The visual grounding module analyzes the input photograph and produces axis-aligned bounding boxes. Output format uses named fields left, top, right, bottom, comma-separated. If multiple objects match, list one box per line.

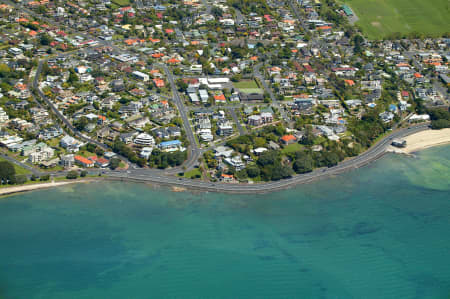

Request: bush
left=66, top=171, right=78, bottom=180
left=13, top=174, right=27, bottom=185
left=293, top=155, right=314, bottom=174
left=109, top=158, right=120, bottom=170
left=80, top=170, right=88, bottom=177
left=431, top=119, right=450, bottom=130
left=0, top=161, right=16, bottom=184
left=31, top=174, right=38, bottom=181
left=40, top=174, right=50, bottom=181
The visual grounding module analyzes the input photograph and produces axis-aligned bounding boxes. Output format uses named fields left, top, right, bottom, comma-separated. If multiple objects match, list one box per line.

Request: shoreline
left=1, top=126, right=447, bottom=197
left=0, top=179, right=98, bottom=198
left=387, top=128, right=450, bottom=154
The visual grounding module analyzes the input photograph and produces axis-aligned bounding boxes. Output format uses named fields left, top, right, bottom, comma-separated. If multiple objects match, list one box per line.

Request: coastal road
left=157, top=64, right=201, bottom=170
left=0, top=153, right=41, bottom=176
left=103, top=124, right=431, bottom=193
left=253, top=63, right=290, bottom=124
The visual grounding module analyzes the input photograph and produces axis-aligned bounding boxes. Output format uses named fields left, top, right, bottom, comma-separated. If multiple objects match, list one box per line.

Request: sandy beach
left=389, top=128, right=450, bottom=154
left=0, top=180, right=95, bottom=197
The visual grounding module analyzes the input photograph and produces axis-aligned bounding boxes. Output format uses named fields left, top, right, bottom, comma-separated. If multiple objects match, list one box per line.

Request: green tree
left=246, top=165, right=260, bottom=178
left=14, top=175, right=27, bottom=185
left=66, top=171, right=78, bottom=179
left=109, top=158, right=120, bottom=170
left=40, top=33, right=51, bottom=46
left=293, top=154, right=314, bottom=173
left=67, top=69, right=79, bottom=84
left=0, top=161, right=16, bottom=184
left=40, top=174, right=50, bottom=181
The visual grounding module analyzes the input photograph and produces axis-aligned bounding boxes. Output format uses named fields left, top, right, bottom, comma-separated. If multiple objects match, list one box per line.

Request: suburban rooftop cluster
left=0, top=0, right=448, bottom=183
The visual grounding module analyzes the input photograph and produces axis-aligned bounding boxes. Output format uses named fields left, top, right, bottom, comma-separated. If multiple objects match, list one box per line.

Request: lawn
left=281, top=143, right=304, bottom=155
left=0, top=157, right=32, bottom=175
left=182, top=168, right=202, bottom=179
left=233, top=80, right=263, bottom=94
left=342, top=0, right=450, bottom=39
left=111, top=0, right=130, bottom=6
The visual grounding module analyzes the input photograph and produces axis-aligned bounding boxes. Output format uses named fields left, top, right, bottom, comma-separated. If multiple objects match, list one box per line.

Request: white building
left=60, top=135, right=83, bottom=152
left=132, top=71, right=150, bottom=82
left=140, top=147, right=153, bottom=159
left=0, top=107, right=9, bottom=125
left=218, top=121, right=233, bottom=136
left=27, top=143, right=55, bottom=164
left=134, top=133, right=155, bottom=146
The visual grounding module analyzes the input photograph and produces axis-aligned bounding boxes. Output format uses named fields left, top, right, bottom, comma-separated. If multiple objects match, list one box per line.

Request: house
left=132, top=71, right=150, bottom=82
left=152, top=127, right=181, bottom=139
left=111, top=79, right=125, bottom=92
left=94, top=157, right=109, bottom=168
left=248, top=115, right=262, bottom=126
left=60, top=135, right=83, bottom=152
left=281, top=134, right=296, bottom=144
left=38, top=126, right=63, bottom=140
left=60, top=154, right=75, bottom=168
left=224, top=155, right=245, bottom=170
left=199, top=89, right=209, bottom=103
left=120, top=132, right=136, bottom=144
left=214, top=94, right=226, bottom=103
left=158, top=140, right=183, bottom=152
left=239, top=93, right=264, bottom=101
left=220, top=173, right=235, bottom=183
left=218, top=121, right=233, bottom=136
left=379, top=111, right=394, bottom=123
left=27, top=143, right=55, bottom=164
left=74, top=155, right=94, bottom=167
left=140, top=147, right=153, bottom=159
left=0, top=107, right=9, bottom=125
left=153, top=79, right=165, bottom=88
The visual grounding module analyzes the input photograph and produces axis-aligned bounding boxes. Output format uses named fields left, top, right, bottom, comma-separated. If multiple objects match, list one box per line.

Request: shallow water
left=0, top=146, right=449, bottom=298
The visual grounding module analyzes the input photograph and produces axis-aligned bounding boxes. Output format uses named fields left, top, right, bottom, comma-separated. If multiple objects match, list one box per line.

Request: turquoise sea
left=0, top=145, right=449, bottom=299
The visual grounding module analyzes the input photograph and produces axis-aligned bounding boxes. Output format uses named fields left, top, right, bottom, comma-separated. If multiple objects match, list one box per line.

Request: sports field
left=343, top=0, right=450, bottom=39
left=233, top=80, right=263, bottom=94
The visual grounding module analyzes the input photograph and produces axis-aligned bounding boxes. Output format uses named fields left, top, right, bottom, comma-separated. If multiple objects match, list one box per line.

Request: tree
left=66, top=171, right=78, bottom=179
left=86, top=143, right=96, bottom=153
left=40, top=174, right=50, bottom=181
left=137, top=158, right=147, bottom=168
left=13, top=175, right=27, bottom=185
left=40, top=33, right=51, bottom=46
left=74, top=117, right=88, bottom=131
left=300, top=126, right=315, bottom=145
left=95, top=147, right=105, bottom=157
left=67, top=69, right=79, bottom=84
left=431, top=119, right=450, bottom=130
left=293, top=154, right=314, bottom=173
left=109, top=158, right=120, bottom=170
left=353, top=35, right=364, bottom=54
left=0, top=161, right=16, bottom=184
left=246, top=165, right=260, bottom=178
left=323, top=152, right=340, bottom=167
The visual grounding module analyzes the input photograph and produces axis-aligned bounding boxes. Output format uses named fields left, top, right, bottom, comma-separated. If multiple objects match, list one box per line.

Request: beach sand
left=388, top=128, right=450, bottom=154
left=0, top=180, right=95, bottom=197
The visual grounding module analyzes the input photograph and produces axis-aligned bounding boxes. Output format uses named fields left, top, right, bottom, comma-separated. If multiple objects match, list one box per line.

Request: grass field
left=111, top=0, right=130, bottom=7
left=182, top=168, right=202, bottom=179
left=281, top=143, right=303, bottom=155
left=0, top=157, right=32, bottom=175
left=234, top=80, right=263, bottom=94
left=342, top=0, right=450, bottom=39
